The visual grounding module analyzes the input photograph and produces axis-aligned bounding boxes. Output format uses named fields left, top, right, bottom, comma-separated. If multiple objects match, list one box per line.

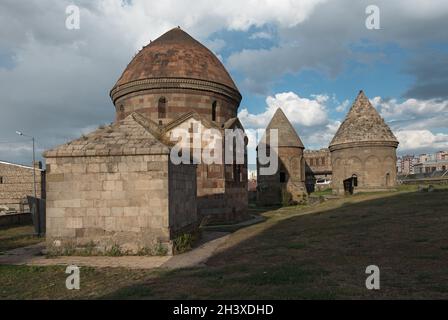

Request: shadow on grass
left=104, top=190, right=448, bottom=299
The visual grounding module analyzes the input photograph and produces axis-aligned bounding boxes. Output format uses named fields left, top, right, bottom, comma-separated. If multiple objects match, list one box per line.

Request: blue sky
left=0, top=0, right=447, bottom=166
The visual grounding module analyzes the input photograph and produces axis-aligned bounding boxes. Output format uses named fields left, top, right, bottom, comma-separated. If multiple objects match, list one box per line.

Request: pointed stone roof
left=329, top=91, right=398, bottom=148
left=259, top=108, right=304, bottom=148
left=44, top=113, right=170, bottom=158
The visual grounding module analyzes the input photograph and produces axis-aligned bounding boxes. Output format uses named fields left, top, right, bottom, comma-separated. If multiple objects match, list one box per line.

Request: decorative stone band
left=257, top=142, right=305, bottom=149
left=43, top=145, right=171, bottom=158
left=329, top=140, right=399, bottom=152
left=110, top=77, right=242, bottom=105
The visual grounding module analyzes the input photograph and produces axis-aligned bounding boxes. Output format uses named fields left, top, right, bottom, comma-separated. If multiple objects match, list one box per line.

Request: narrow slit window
left=212, top=101, right=217, bottom=121
left=158, top=97, right=166, bottom=119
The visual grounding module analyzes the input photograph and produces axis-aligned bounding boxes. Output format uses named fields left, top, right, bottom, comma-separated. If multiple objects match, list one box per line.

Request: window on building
left=212, top=101, right=217, bottom=121
left=0, top=176, right=3, bottom=184
left=158, top=97, right=166, bottom=119
left=321, top=157, right=325, bottom=165
left=280, top=172, right=286, bottom=183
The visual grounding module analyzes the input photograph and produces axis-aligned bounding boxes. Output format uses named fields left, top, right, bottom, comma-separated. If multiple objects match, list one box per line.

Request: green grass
left=1, top=189, right=448, bottom=299
left=0, top=225, right=42, bottom=253
left=396, top=183, right=448, bottom=192
left=312, top=188, right=333, bottom=196
left=0, top=265, right=158, bottom=299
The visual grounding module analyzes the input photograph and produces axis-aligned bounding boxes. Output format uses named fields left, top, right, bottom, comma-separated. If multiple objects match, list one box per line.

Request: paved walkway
left=0, top=231, right=230, bottom=270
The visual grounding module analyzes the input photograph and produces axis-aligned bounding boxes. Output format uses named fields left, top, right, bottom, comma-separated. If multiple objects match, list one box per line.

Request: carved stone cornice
left=329, top=140, right=399, bottom=152
left=110, top=77, right=242, bottom=105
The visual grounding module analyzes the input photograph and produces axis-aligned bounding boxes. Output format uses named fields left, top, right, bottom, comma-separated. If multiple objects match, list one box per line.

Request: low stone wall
left=0, top=162, right=45, bottom=212
left=401, top=178, right=448, bottom=185
left=0, top=212, right=32, bottom=227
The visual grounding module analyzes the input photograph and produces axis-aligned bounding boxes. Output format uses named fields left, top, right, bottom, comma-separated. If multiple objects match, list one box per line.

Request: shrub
left=173, top=233, right=194, bottom=254
left=105, top=243, right=124, bottom=257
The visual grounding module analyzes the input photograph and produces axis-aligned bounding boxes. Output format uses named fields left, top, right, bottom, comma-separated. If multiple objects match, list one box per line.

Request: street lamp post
left=16, top=131, right=39, bottom=235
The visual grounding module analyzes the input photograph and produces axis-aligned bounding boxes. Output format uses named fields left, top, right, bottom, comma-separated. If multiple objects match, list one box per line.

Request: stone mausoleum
left=44, top=27, right=248, bottom=254
left=329, top=91, right=399, bottom=195
left=257, top=108, right=307, bottom=205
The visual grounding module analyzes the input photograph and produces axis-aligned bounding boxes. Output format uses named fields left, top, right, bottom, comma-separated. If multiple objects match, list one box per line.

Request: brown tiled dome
left=110, top=27, right=240, bottom=103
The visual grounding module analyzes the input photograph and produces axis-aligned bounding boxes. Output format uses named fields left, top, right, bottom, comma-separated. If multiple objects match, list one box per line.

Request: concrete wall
left=331, top=145, right=397, bottom=195
left=0, top=162, right=44, bottom=212
left=45, top=154, right=196, bottom=253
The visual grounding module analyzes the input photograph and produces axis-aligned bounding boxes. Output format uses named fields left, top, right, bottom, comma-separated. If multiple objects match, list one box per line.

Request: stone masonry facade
left=329, top=91, right=398, bottom=194
left=44, top=113, right=198, bottom=254
left=0, top=161, right=45, bottom=212
left=45, top=153, right=197, bottom=253
left=44, top=28, right=249, bottom=255
left=304, top=149, right=332, bottom=192
left=257, top=109, right=306, bottom=206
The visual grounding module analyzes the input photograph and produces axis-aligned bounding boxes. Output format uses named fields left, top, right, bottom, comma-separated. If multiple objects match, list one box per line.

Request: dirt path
left=0, top=231, right=230, bottom=270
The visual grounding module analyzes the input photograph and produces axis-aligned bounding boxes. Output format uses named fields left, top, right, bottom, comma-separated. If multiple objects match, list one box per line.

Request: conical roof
left=329, top=91, right=398, bottom=148
left=259, top=108, right=304, bottom=148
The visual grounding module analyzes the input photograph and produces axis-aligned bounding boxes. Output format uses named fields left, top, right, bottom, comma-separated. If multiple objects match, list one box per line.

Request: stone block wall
left=0, top=162, right=44, bottom=212
left=257, top=147, right=306, bottom=206
left=163, top=117, right=249, bottom=224
left=168, top=162, right=198, bottom=236
left=304, top=149, right=332, bottom=175
left=304, top=149, right=332, bottom=192
left=331, top=145, right=397, bottom=195
left=115, top=90, right=237, bottom=126
left=45, top=154, right=182, bottom=253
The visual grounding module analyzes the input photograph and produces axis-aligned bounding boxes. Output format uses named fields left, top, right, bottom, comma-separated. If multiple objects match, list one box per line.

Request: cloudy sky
left=1, top=0, right=447, bottom=166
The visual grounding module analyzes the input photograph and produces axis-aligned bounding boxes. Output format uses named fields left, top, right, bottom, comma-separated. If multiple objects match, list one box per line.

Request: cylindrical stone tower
left=329, top=90, right=399, bottom=195
left=110, top=27, right=242, bottom=126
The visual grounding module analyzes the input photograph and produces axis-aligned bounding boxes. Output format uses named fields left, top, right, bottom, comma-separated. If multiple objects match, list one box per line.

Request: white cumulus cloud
left=373, top=97, right=448, bottom=120
left=395, top=130, right=448, bottom=151
left=238, top=91, right=328, bottom=129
